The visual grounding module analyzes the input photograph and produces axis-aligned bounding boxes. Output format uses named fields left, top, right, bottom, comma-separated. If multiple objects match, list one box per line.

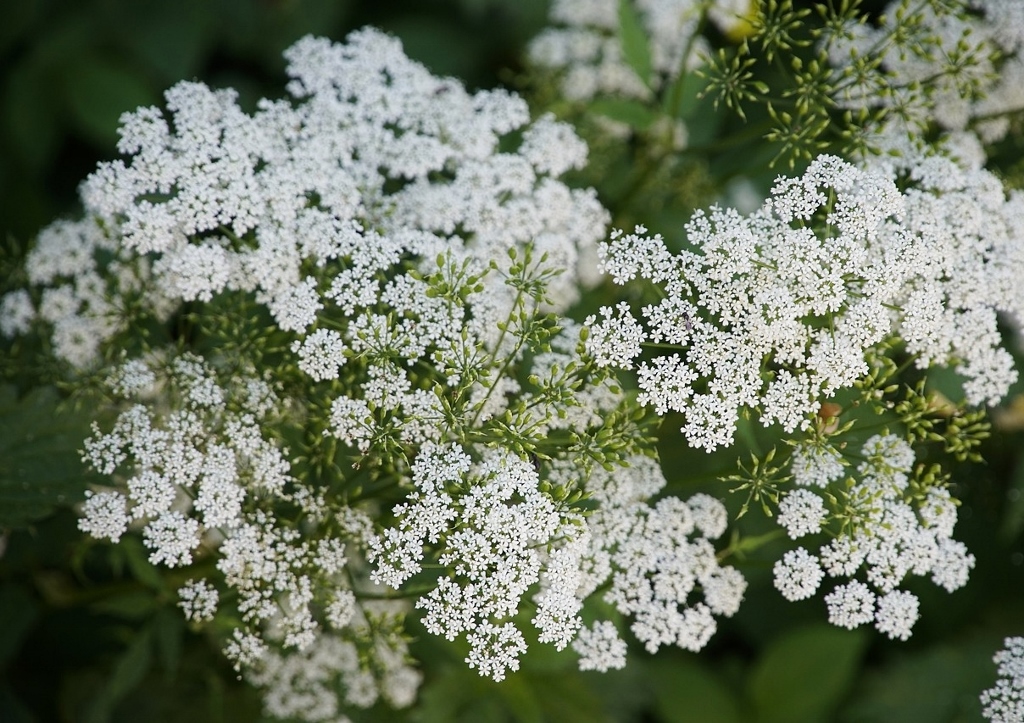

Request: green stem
left=718, top=528, right=787, bottom=561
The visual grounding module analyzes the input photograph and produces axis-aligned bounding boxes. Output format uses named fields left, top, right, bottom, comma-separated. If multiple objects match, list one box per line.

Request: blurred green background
left=2, top=1, right=1024, bottom=722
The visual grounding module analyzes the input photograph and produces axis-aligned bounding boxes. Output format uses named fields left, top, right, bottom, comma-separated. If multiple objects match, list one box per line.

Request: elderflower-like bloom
left=77, top=344, right=427, bottom=722
left=790, top=441, right=845, bottom=488
left=178, top=579, right=219, bottom=623
left=3, top=26, right=760, bottom=721
left=589, top=153, right=1024, bottom=451
left=80, top=354, right=356, bottom=642
left=772, top=433, right=971, bottom=640
left=570, top=459, right=746, bottom=658
left=824, top=581, right=876, bottom=630
left=8, top=5, right=1019, bottom=718
left=573, top=620, right=628, bottom=672
left=776, top=489, right=827, bottom=539
left=370, top=417, right=747, bottom=680
left=773, top=548, right=824, bottom=602
left=247, top=602, right=422, bottom=719
left=4, top=28, right=607, bottom=371
left=981, top=636, right=1024, bottom=723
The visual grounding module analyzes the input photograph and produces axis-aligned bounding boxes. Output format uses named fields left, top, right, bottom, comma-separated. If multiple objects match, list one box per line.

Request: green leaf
left=925, top=365, right=967, bottom=406
left=108, top=626, right=153, bottom=702
left=387, top=16, right=487, bottom=82
left=3, top=61, right=60, bottom=171
left=120, top=535, right=165, bottom=591
left=0, top=0, right=42, bottom=54
left=590, top=98, right=658, bottom=130
left=152, top=607, right=184, bottom=676
left=839, top=636, right=997, bottom=723
left=748, top=623, right=867, bottom=723
left=618, top=0, right=653, bottom=88
left=90, top=592, right=160, bottom=621
left=60, top=53, right=158, bottom=148
left=531, top=671, right=614, bottom=723
left=495, top=674, right=543, bottom=723
left=0, top=385, right=97, bottom=528
left=115, top=0, right=213, bottom=84
left=3, top=15, right=93, bottom=169
left=648, top=655, right=741, bottom=723
left=416, top=665, right=609, bottom=723
left=84, top=626, right=153, bottom=723
left=662, top=70, right=710, bottom=120
left=0, top=583, right=39, bottom=666
left=416, top=668, right=506, bottom=723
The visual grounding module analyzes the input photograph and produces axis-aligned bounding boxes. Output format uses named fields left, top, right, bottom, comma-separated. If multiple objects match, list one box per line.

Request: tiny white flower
left=773, top=547, right=825, bottom=601
left=824, top=581, right=876, bottom=630
left=78, top=490, right=130, bottom=543
left=777, top=489, right=827, bottom=539
left=178, top=579, right=220, bottom=623
left=874, top=590, right=919, bottom=641
left=573, top=620, right=628, bottom=672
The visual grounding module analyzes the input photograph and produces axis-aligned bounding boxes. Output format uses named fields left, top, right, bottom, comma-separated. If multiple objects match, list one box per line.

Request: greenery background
left=2, top=1, right=1024, bottom=721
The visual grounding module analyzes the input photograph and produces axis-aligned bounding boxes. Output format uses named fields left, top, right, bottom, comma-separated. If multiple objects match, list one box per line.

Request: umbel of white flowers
left=585, top=150, right=1024, bottom=644
left=2, top=28, right=748, bottom=722
left=982, top=636, right=1024, bottom=722
left=4, top=12, right=1024, bottom=723
left=586, top=153, right=1023, bottom=451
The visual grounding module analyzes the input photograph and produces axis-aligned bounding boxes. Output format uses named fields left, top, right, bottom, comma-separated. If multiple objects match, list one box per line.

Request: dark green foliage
left=0, top=385, right=96, bottom=528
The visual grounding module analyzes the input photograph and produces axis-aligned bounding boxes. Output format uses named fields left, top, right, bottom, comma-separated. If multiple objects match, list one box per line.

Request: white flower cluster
left=773, top=434, right=973, bottom=641
left=81, top=355, right=291, bottom=545
left=580, top=458, right=746, bottom=660
left=247, top=603, right=422, bottom=721
left=528, top=0, right=749, bottom=102
left=14, top=29, right=655, bottom=719
left=370, top=443, right=745, bottom=679
left=825, top=0, right=1024, bottom=151
left=981, top=636, right=1024, bottom=723
left=588, top=153, right=1023, bottom=451
left=9, top=7, right=1017, bottom=717
left=370, top=443, right=577, bottom=681
left=0, top=217, right=169, bottom=367
left=78, top=353, right=413, bottom=721
left=2, top=27, right=606, bottom=369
